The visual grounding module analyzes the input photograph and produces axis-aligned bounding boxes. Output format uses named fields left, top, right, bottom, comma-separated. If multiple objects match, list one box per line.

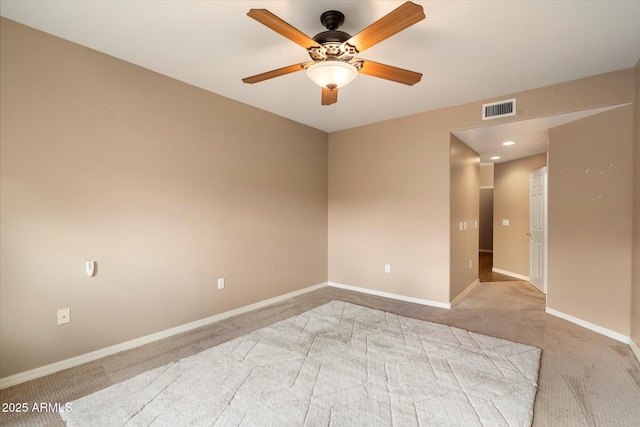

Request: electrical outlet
left=217, top=278, right=225, bottom=290
left=469, top=260, right=473, bottom=268
left=57, top=308, right=70, bottom=325
left=385, top=264, right=391, bottom=273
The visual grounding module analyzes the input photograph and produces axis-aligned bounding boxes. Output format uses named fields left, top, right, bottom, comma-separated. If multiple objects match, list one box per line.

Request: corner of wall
left=449, top=134, right=480, bottom=301
left=630, top=58, right=640, bottom=348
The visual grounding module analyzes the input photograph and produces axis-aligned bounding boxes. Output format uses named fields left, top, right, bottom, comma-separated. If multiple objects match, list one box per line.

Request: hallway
left=479, top=252, right=524, bottom=282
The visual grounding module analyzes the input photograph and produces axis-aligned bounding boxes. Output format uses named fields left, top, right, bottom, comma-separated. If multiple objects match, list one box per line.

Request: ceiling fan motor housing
left=309, top=10, right=358, bottom=63
left=313, top=30, right=351, bottom=45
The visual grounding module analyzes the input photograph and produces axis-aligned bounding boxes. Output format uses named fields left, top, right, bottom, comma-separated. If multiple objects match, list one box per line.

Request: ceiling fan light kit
left=306, top=61, right=359, bottom=90
left=243, top=2, right=425, bottom=105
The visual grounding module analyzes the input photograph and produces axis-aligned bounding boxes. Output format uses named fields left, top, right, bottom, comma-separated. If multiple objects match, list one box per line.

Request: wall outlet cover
left=57, top=308, right=70, bottom=325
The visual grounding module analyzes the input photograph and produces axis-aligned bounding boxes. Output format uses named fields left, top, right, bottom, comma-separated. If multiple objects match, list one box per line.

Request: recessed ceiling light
left=491, top=156, right=501, bottom=160
left=503, top=141, right=515, bottom=146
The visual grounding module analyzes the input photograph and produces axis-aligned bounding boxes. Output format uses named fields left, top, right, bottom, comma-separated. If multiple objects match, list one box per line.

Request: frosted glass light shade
left=306, top=61, right=358, bottom=89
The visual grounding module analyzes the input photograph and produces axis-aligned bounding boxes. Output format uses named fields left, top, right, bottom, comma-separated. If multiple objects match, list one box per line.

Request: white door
left=529, top=167, right=547, bottom=294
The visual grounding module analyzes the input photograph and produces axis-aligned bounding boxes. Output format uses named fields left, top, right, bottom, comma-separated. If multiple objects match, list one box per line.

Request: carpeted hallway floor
left=1, top=282, right=639, bottom=426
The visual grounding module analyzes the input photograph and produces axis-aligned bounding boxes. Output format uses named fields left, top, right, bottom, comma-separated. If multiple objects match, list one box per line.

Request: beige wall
left=479, top=164, right=494, bottom=252
left=3, top=17, right=638, bottom=381
left=480, top=164, right=494, bottom=188
left=450, top=135, right=479, bottom=300
left=548, top=105, right=634, bottom=335
left=328, top=115, right=453, bottom=302
left=0, top=19, right=328, bottom=378
left=631, top=60, right=640, bottom=347
left=479, top=189, right=494, bottom=251
left=493, top=154, right=548, bottom=278
left=329, top=67, right=634, bottom=308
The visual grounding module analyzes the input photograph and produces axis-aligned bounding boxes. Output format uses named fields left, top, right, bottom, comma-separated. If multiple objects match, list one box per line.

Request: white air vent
left=482, top=98, right=516, bottom=120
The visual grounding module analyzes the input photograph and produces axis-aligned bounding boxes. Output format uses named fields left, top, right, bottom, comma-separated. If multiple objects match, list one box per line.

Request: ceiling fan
left=242, top=1, right=425, bottom=105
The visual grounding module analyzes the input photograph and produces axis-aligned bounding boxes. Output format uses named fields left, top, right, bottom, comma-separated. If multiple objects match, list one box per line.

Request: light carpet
left=60, top=301, right=541, bottom=426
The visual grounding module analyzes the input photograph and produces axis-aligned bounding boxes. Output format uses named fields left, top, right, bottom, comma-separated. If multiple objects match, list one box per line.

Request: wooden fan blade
left=247, top=9, right=319, bottom=49
left=359, top=60, right=422, bottom=85
left=347, top=2, right=425, bottom=53
left=242, top=62, right=314, bottom=84
left=321, top=87, right=338, bottom=105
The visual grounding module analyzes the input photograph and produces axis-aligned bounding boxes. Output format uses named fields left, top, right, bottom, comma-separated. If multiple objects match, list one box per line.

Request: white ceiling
left=2, top=1, right=639, bottom=161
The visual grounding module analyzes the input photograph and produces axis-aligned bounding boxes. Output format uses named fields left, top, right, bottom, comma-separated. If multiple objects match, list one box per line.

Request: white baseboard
left=328, top=282, right=451, bottom=310
left=630, top=339, right=640, bottom=363
left=451, top=279, right=480, bottom=307
left=0, top=282, right=328, bottom=390
left=492, top=267, right=529, bottom=281
left=545, top=307, right=631, bottom=344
